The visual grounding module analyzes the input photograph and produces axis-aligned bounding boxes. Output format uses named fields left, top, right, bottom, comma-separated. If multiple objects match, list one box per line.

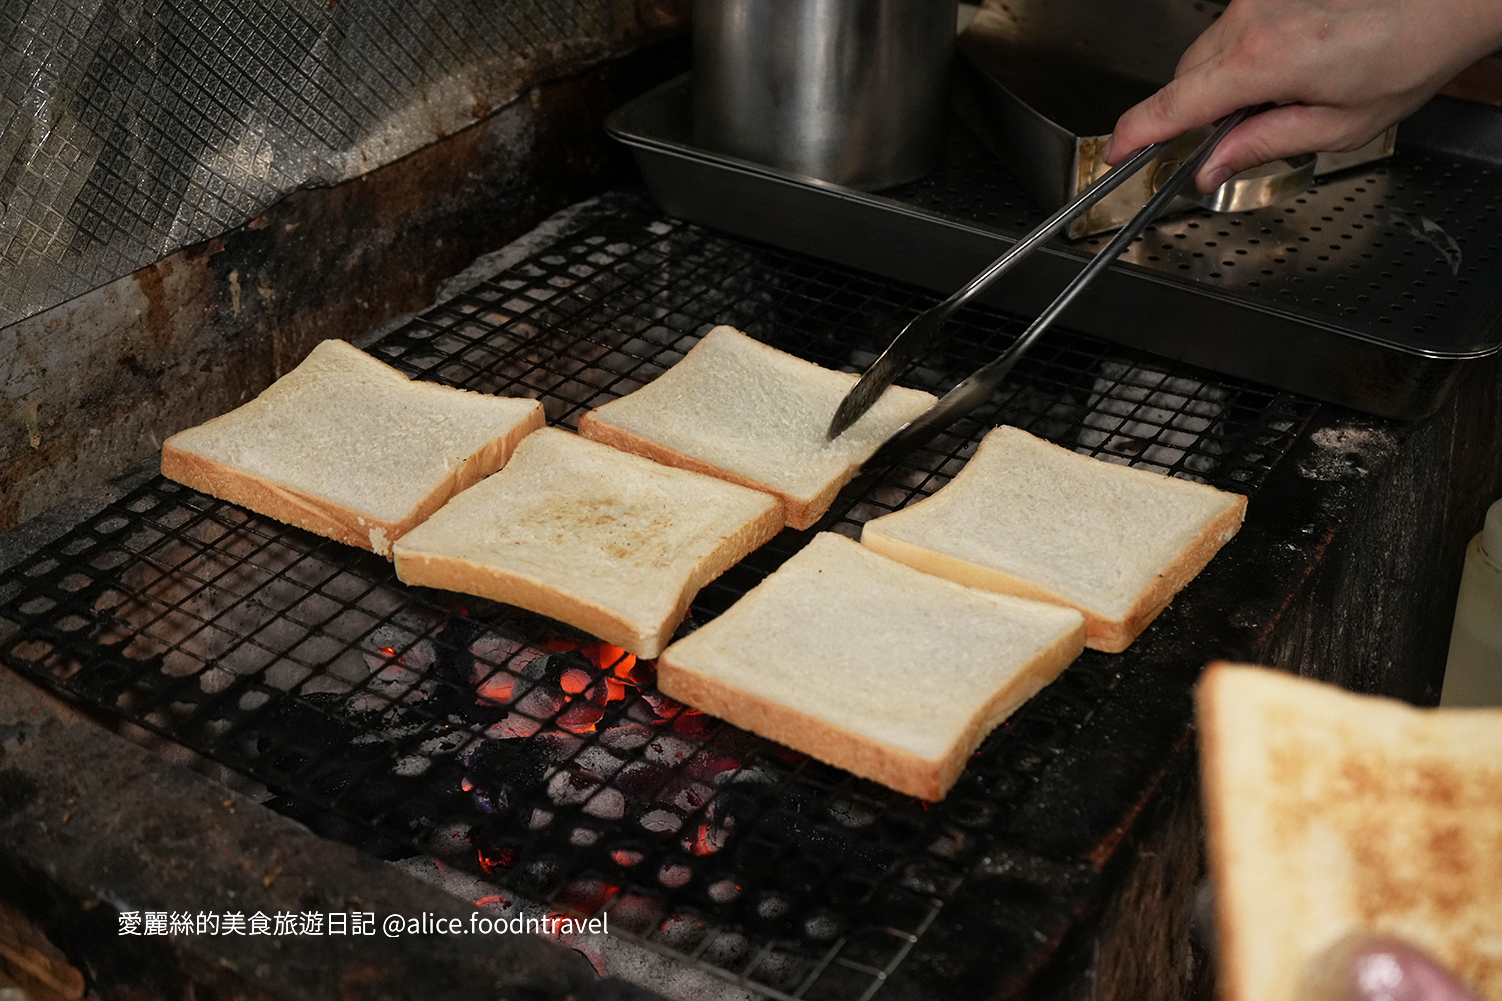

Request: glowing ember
left=672, top=708, right=714, bottom=741
left=560, top=667, right=592, bottom=695
left=686, top=822, right=725, bottom=856
left=610, top=848, right=644, bottom=867
left=476, top=672, right=515, bottom=705
left=477, top=846, right=515, bottom=874
left=582, top=641, right=635, bottom=674
left=557, top=701, right=605, bottom=734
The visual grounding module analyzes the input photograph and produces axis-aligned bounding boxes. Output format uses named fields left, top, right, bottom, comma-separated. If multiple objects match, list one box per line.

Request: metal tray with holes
left=609, top=77, right=1502, bottom=419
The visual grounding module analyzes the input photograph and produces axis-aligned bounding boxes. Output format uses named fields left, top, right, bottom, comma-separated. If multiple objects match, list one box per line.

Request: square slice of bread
left=577, top=325, right=936, bottom=530
left=391, top=428, right=783, bottom=658
left=1197, top=662, right=1502, bottom=1001
left=657, top=532, right=1085, bottom=800
left=860, top=425, right=1247, bottom=652
left=161, top=339, right=544, bottom=556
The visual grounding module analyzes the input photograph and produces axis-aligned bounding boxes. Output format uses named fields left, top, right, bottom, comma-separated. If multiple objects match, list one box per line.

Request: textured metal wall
left=0, top=0, right=661, bottom=327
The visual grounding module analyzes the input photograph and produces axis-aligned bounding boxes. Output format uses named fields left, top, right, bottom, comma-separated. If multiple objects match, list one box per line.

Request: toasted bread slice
left=577, top=325, right=935, bottom=530
left=1198, top=663, right=1502, bottom=1001
left=391, top=428, right=783, bottom=658
left=860, top=425, right=1246, bottom=651
left=658, top=533, right=1085, bottom=800
left=161, top=339, right=544, bottom=556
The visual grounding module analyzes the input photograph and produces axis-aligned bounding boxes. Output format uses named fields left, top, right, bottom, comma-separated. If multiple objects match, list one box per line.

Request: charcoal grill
left=0, top=191, right=1471, bottom=1001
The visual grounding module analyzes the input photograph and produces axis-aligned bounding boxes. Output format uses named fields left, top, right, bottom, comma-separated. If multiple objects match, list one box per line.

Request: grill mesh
left=0, top=196, right=1319, bottom=1000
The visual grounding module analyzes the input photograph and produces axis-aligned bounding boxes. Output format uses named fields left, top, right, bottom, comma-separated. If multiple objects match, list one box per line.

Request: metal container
left=608, top=80, right=1502, bottom=420
left=692, top=0, right=958, bottom=190
left=956, top=0, right=1395, bottom=237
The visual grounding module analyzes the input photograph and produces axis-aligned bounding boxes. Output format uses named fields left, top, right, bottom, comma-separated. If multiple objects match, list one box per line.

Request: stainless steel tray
left=608, top=75, right=1502, bottom=419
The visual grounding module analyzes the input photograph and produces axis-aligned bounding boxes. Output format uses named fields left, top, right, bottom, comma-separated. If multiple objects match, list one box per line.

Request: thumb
left=1302, top=935, right=1479, bottom=1001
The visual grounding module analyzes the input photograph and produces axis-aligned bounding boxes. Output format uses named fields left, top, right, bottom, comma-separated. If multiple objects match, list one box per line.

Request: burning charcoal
left=745, top=889, right=799, bottom=938
left=484, top=714, right=542, bottom=740
left=827, top=796, right=881, bottom=830
left=703, top=876, right=741, bottom=906
left=700, top=930, right=753, bottom=970
left=656, top=774, right=712, bottom=816
left=568, top=824, right=603, bottom=847
left=606, top=842, right=650, bottom=869
left=460, top=775, right=509, bottom=814
left=605, top=891, right=667, bottom=936
left=637, top=807, right=685, bottom=836
left=546, top=766, right=603, bottom=806
left=656, top=861, right=692, bottom=888
left=683, top=747, right=740, bottom=784
left=614, top=760, right=675, bottom=800
left=470, top=824, right=523, bottom=874
left=470, top=633, right=551, bottom=692
left=801, top=908, right=846, bottom=943
left=582, top=786, right=627, bottom=820
left=651, top=910, right=711, bottom=952
left=509, top=683, right=567, bottom=724
left=681, top=818, right=729, bottom=857
left=637, top=689, right=685, bottom=720
left=643, top=732, right=695, bottom=768
left=573, top=743, right=625, bottom=781
left=554, top=876, right=621, bottom=915
left=390, top=754, right=431, bottom=777
left=556, top=698, right=604, bottom=734
left=596, top=720, right=654, bottom=752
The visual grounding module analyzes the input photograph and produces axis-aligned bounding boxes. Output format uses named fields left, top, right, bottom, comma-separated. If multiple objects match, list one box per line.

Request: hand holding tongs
left=827, top=106, right=1265, bottom=468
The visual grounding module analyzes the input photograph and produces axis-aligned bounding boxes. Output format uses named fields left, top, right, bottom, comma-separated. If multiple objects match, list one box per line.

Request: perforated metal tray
left=609, top=77, right=1502, bottom=419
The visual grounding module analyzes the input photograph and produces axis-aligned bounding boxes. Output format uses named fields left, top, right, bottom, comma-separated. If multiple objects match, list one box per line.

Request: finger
left=1193, top=103, right=1387, bottom=191
left=1302, top=934, right=1480, bottom=1001
left=1104, top=64, right=1262, bottom=163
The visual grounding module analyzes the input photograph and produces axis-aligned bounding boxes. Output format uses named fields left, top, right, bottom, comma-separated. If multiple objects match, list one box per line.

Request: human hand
left=1303, top=934, right=1480, bottom=1001
left=1102, top=0, right=1502, bottom=192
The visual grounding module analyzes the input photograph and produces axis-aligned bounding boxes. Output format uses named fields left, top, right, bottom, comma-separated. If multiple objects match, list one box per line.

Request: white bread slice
left=161, top=339, right=544, bottom=556
left=657, top=533, right=1085, bottom=800
left=577, top=325, right=936, bottom=530
left=860, top=425, right=1247, bottom=652
left=1197, top=663, right=1502, bottom=1001
left=391, top=428, right=783, bottom=658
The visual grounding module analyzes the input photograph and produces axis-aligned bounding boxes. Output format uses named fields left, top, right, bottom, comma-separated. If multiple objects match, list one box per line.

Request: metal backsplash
left=0, top=0, right=665, bottom=328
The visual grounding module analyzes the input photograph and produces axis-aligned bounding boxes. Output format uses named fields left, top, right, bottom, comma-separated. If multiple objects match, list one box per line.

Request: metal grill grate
left=0, top=195, right=1319, bottom=1000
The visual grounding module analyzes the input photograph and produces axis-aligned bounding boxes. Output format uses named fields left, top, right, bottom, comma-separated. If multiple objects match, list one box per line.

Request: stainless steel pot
left=692, top=0, right=958, bottom=191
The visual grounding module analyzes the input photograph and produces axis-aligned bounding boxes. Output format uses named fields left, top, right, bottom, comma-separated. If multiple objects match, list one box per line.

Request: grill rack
left=0, top=195, right=1319, bottom=1001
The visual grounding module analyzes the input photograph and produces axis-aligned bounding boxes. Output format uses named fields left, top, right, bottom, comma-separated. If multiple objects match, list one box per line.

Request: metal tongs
left=828, top=106, right=1263, bottom=467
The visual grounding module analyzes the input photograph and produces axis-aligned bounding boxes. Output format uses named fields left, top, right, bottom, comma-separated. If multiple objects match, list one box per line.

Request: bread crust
left=578, top=412, right=831, bottom=530
left=658, top=612, right=1084, bottom=801
left=393, top=492, right=783, bottom=659
left=162, top=406, right=542, bottom=557
left=1196, top=663, right=1248, bottom=1001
